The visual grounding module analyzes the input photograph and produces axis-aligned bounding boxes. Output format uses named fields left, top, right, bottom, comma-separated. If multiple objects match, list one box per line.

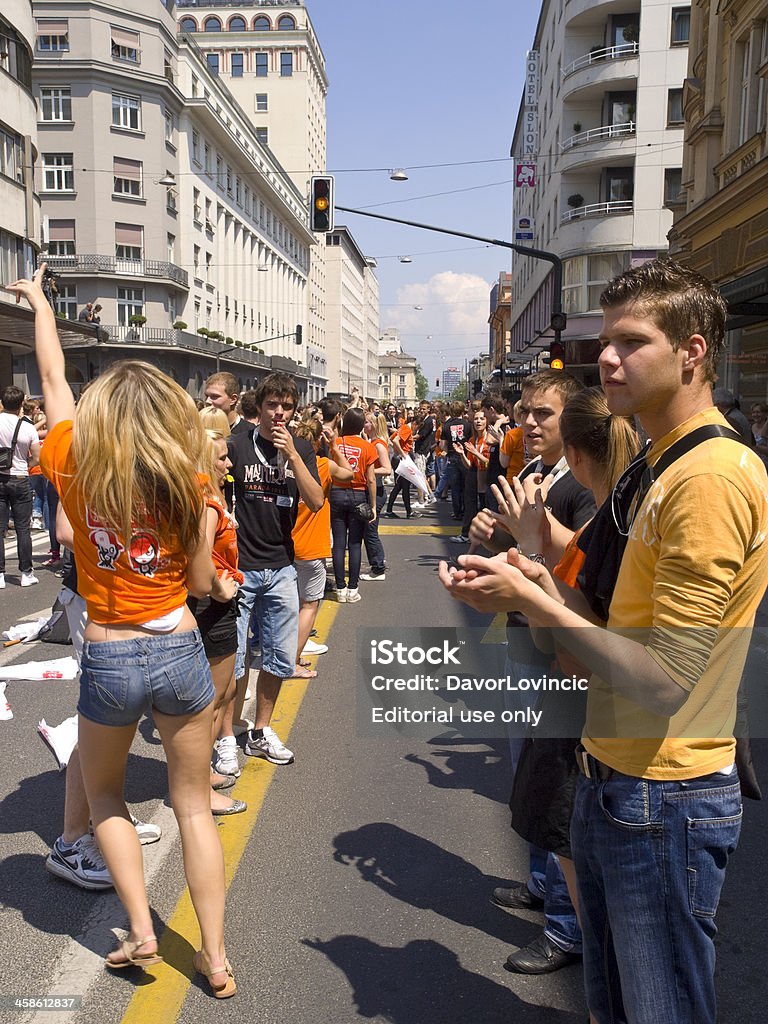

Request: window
left=667, top=88, right=684, bottom=125
left=164, top=50, right=174, bottom=84
left=204, top=17, right=222, bottom=32
left=226, top=165, right=232, bottom=194
left=0, top=129, right=23, bottom=183
left=193, top=244, right=201, bottom=276
left=255, top=53, right=268, bottom=76
left=397, top=387, right=406, bottom=398
left=244, top=186, right=251, bottom=215
left=167, top=233, right=175, bottom=262
left=179, top=18, right=197, bottom=34
left=671, top=7, right=690, bottom=46
left=47, top=220, right=75, bottom=257
left=256, top=127, right=269, bottom=145
left=117, top=286, right=144, bottom=326
left=664, top=168, right=683, bottom=205
left=115, top=223, right=143, bottom=262
left=205, top=252, right=212, bottom=279
left=606, top=166, right=634, bottom=202
left=229, top=17, right=246, bottom=32
left=37, top=20, right=69, bottom=51
left=113, top=157, right=142, bottom=197
left=112, top=94, right=141, bottom=131
left=207, top=53, right=219, bottom=76
left=277, top=15, right=296, bottom=30
left=235, top=176, right=242, bottom=205
left=42, top=153, right=74, bottom=192
left=111, top=27, right=139, bottom=63
left=40, top=87, right=71, bottom=121
left=164, top=108, right=175, bottom=143
left=255, top=93, right=268, bottom=112
left=192, top=131, right=200, bottom=165
left=55, top=284, right=77, bottom=320
left=253, top=16, right=271, bottom=31
left=398, top=374, right=406, bottom=384
left=280, top=52, right=293, bottom=76
left=204, top=143, right=211, bottom=176
left=562, top=253, right=628, bottom=313
left=737, top=36, right=755, bottom=146
left=216, top=155, right=223, bottom=188
left=231, top=53, right=243, bottom=77
left=166, top=179, right=177, bottom=213
left=758, top=22, right=768, bottom=132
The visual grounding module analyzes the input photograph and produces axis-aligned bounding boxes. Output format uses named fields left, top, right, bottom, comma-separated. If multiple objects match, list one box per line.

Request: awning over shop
left=0, top=300, right=100, bottom=354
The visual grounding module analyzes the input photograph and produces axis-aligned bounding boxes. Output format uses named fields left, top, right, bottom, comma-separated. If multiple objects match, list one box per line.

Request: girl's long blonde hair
left=198, top=408, right=231, bottom=501
left=559, top=387, right=640, bottom=494
left=72, top=361, right=206, bottom=551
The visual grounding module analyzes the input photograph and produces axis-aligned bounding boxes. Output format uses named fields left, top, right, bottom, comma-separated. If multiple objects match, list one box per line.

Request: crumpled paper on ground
left=0, top=682, right=11, bottom=720
left=2, top=619, right=49, bottom=644
left=37, top=715, right=78, bottom=768
left=0, top=656, right=79, bottom=680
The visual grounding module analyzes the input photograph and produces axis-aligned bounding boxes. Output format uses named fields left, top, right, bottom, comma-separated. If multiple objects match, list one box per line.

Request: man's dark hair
left=449, top=401, right=466, bottom=418
left=341, top=407, right=366, bottom=435
left=318, top=397, right=343, bottom=422
left=521, top=370, right=584, bottom=404
left=239, top=389, right=259, bottom=419
left=600, top=258, right=727, bottom=385
left=481, top=396, right=504, bottom=414
left=1, top=386, right=25, bottom=413
left=253, top=372, right=298, bottom=411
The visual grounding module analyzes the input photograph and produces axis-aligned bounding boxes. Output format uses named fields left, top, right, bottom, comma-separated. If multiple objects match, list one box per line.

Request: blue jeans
left=330, top=488, right=368, bottom=588
left=0, top=475, right=33, bottom=573
left=446, top=460, right=465, bottom=517
left=235, top=564, right=299, bottom=680
left=363, top=484, right=386, bottom=573
left=79, top=629, right=213, bottom=726
left=571, top=763, right=742, bottom=1024
left=528, top=847, right=582, bottom=953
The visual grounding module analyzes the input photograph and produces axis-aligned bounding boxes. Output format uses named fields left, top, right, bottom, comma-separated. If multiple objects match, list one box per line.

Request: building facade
left=441, top=366, right=462, bottom=398
left=176, top=0, right=329, bottom=396
left=508, top=0, right=689, bottom=381
left=671, top=0, right=768, bottom=405
left=324, top=226, right=380, bottom=402
left=379, top=350, right=418, bottom=407
left=19, top=0, right=321, bottom=398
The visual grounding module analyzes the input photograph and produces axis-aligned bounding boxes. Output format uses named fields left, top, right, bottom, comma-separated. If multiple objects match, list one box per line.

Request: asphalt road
left=0, top=512, right=767, bottom=1024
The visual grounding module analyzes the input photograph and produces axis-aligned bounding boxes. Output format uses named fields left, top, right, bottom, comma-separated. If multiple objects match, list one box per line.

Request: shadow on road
left=302, top=934, right=581, bottom=1023
left=404, top=737, right=509, bottom=805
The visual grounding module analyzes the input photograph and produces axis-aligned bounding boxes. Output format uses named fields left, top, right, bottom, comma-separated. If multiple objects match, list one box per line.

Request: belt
left=575, top=744, right=613, bottom=781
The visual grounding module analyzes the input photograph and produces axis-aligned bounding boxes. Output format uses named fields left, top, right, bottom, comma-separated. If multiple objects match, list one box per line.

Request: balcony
left=559, top=122, right=636, bottom=174
left=561, top=200, right=633, bottom=223
left=562, top=42, right=638, bottom=79
left=85, top=325, right=271, bottom=367
left=44, top=254, right=189, bottom=289
left=562, top=121, right=635, bottom=151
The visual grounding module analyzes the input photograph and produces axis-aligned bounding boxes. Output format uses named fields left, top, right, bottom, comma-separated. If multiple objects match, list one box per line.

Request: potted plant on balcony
left=622, top=23, right=639, bottom=44
left=172, top=320, right=188, bottom=331
left=198, top=327, right=210, bottom=337
left=567, top=193, right=585, bottom=209
left=572, top=122, right=582, bottom=134
left=127, top=313, right=146, bottom=341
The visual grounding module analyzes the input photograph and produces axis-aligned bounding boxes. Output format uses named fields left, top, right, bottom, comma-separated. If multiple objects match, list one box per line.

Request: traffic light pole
left=335, top=205, right=566, bottom=345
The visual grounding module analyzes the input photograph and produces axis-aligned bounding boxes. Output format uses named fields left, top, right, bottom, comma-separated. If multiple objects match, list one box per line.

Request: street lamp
left=157, top=173, right=177, bottom=187
left=389, top=168, right=408, bottom=181
left=399, top=256, right=412, bottom=264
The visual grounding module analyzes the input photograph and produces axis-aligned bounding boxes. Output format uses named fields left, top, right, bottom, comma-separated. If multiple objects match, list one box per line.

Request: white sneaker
left=0, top=574, right=5, bottom=589
left=411, top=501, right=425, bottom=510
left=46, top=834, right=113, bottom=891
left=21, top=572, right=39, bottom=587
left=360, top=572, right=386, bottom=582
left=450, top=535, right=469, bottom=544
left=336, top=588, right=348, bottom=603
left=245, top=725, right=294, bottom=765
left=213, top=735, right=241, bottom=777
left=346, top=588, right=361, bottom=603
left=31, top=516, right=44, bottom=531
left=302, top=639, right=329, bottom=656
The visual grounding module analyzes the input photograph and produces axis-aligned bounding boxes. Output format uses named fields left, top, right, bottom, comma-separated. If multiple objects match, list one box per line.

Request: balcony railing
left=94, top=325, right=271, bottom=365
left=562, top=42, right=638, bottom=79
left=561, top=200, right=633, bottom=223
left=44, top=254, right=189, bottom=289
left=561, top=121, right=635, bottom=151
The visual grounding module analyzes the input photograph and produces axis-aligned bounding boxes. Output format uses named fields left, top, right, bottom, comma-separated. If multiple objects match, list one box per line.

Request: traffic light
left=544, top=341, right=565, bottom=371
left=295, top=324, right=302, bottom=345
left=309, top=175, right=334, bottom=233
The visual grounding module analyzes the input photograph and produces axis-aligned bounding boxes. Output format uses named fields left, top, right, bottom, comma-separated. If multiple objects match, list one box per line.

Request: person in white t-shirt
left=0, top=385, right=41, bottom=587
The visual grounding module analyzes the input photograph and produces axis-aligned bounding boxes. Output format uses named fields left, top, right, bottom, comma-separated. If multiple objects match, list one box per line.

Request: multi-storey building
left=176, top=0, right=329, bottom=397
left=508, top=0, right=689, bottom=381
left=323, top=226, right=379, bottom=402
left=20, top=0, right=320, bottom=398
left=379, top=350, right=418, bottom=407
left=0, top=2, right=96, bottom=379
left=488, top=272, right=512, bottom=371
left=670, top=0, right=768, bottom=405
left=441, top=367, right=462, bottom=399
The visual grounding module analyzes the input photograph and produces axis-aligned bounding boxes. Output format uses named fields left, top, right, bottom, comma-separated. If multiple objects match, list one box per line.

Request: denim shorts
left=78, top=629, right=214, bottom=726
left=235, top=564, right=299, bottom=680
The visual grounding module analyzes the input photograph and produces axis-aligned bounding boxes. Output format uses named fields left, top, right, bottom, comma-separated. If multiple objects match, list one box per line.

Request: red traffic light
left=310, top=175, right=334, bottom=233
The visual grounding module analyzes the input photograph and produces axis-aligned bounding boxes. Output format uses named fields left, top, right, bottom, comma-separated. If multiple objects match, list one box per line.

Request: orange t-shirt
left=207, top=496, right=244, bottom=585
left=552, top=526, right=591, bottom=678
left=41, top=420, right=195, bottom=625
left=334, top=435, right=377, bottom=490
left=501, top=426, right=525, bottom=481
left=292, top=457, right=331, bottom=560
left=391, top=422, right=413, bottom=455
left=468, top=435, right=490, bottom=470
left=371, top=436, right=389, bottom=467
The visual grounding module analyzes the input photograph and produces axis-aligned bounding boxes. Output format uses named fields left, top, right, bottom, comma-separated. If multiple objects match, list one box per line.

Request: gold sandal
left=193, top=950, right=237, bottom=998
left=105, top=935, right=163, bottom=969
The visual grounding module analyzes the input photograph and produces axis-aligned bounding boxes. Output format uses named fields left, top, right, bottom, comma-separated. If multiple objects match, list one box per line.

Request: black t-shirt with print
left=486, top=422, right=510, bottom=488
left=443, top=417, right=473, bottom=463
left=228, top=430, right=320, bottom=571
left=415, top=415, right=437, bottom=456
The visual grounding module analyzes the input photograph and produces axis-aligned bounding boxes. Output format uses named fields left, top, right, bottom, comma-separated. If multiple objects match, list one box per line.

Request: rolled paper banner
left=0, top=682, right=12, bottom=721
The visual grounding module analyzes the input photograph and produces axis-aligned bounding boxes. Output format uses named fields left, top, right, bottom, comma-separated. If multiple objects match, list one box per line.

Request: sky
left=307, top=0, right=542, bottom=390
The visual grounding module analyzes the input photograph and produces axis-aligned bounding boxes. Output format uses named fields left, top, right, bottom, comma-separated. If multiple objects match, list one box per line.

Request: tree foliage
left=415, top=363, right=430, bottom=401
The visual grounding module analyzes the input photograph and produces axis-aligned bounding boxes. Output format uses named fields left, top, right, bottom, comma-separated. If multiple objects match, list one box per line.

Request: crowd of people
left=3, top=257, right=768, bottom=1020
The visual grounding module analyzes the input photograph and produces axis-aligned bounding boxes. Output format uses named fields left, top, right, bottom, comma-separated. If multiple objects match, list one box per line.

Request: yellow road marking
left=379, top=525, right=460, bottom=535
left=119, top=600, right=339, bottom=1023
